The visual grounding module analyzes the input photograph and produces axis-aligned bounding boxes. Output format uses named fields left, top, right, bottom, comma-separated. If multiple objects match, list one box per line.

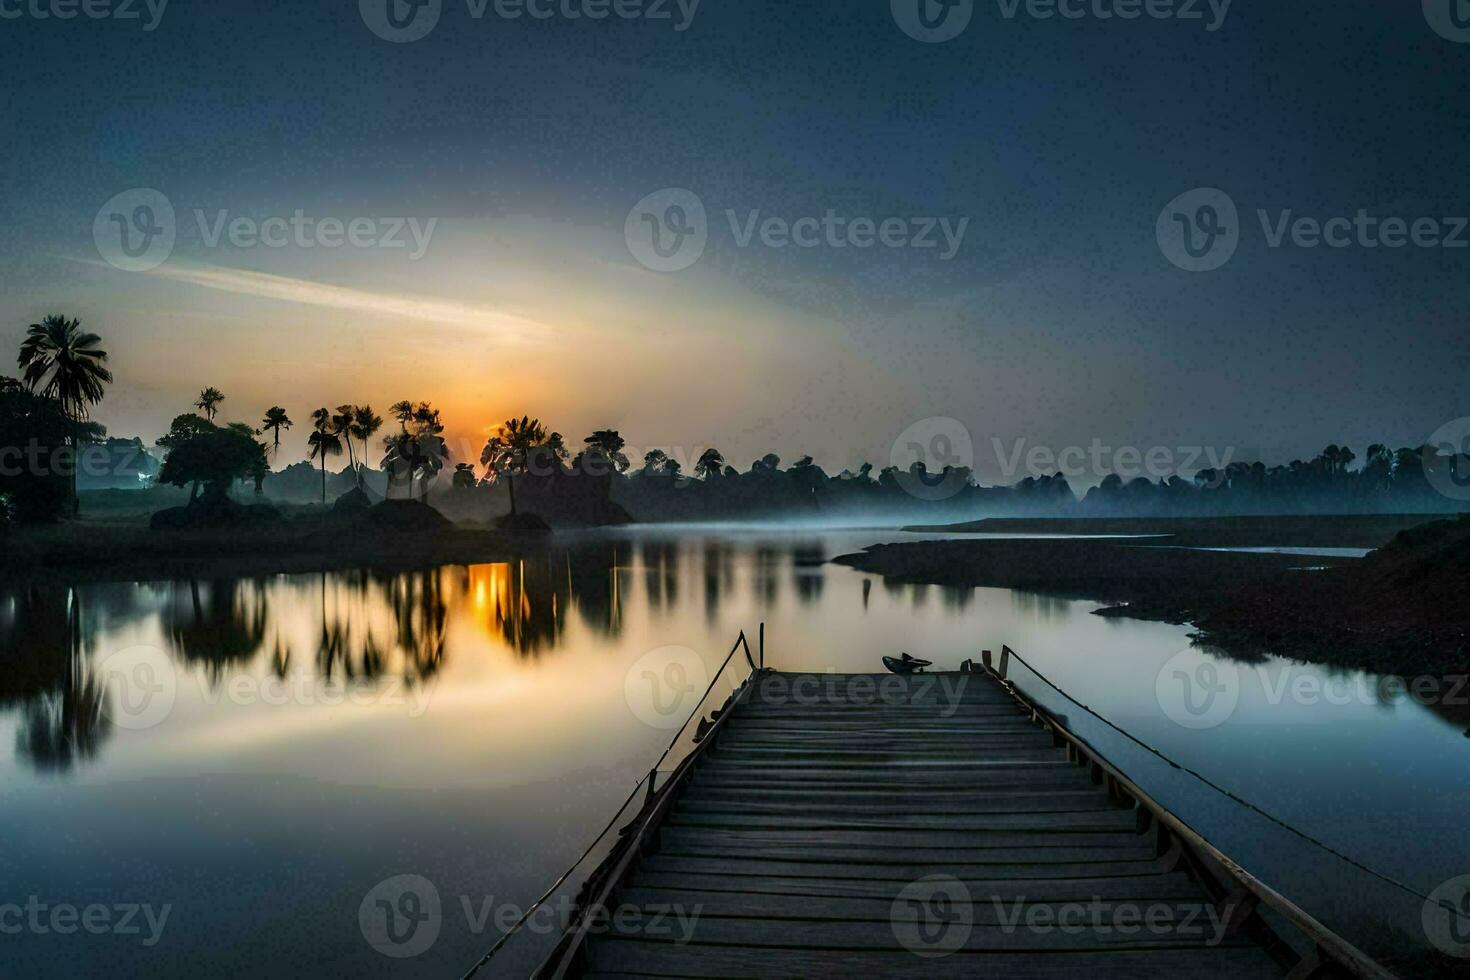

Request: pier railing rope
left=458, top=624, right=763, bottom=979
left=991, top=644, right=1470, bottom=926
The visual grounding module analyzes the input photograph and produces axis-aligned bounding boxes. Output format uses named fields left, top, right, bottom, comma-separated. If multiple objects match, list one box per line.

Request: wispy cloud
left=78, top=259, right=551, bottom=342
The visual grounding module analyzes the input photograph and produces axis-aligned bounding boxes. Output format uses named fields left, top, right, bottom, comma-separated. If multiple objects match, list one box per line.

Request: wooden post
left=981, top=649, right=992, bottom=670
left=758, top=622, right=765, bottom=669
left=998, top=646, right=1010, bottom=679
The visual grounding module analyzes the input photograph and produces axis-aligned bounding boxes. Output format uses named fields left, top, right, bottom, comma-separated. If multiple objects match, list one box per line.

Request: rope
left=458, top=772, right=648, bottom=979
left=459, top=629, right=757, bottom=977
left=996, top=647, right=1470, bottom=924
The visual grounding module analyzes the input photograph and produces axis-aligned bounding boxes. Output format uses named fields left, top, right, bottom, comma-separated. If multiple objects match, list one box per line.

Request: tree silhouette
left=695, top=448, right=725, bottom=479
left=481, top=415, right=552, bottom=516
left=195, top=386, right=224, bottom=422
left=261, top=406, right=292, bottom=456
left=307, top=407, right=343, bottom=504
left=381, top=402, right=448, bottom=500
left=582, top=430, right=630, bottom=475
left=352, top=405, right=384, bottom=488
left=332, top=405, right=358, bottom=483
left=17, top=315, right=113, bottom=516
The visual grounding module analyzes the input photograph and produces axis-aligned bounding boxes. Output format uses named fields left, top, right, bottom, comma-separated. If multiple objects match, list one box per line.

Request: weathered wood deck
left=541, top=665, right=1394, bottom=979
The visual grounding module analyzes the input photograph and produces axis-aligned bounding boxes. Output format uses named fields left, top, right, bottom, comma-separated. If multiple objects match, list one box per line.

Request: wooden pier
left=539, top=658, right=1395, bottom=979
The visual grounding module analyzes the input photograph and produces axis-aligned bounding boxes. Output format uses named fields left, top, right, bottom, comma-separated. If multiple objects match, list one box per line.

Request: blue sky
left=2, top=0, right=1467, bottom=480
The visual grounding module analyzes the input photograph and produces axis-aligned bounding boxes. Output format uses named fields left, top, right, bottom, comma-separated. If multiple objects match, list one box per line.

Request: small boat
left=882, top=652, right=933, bottom=674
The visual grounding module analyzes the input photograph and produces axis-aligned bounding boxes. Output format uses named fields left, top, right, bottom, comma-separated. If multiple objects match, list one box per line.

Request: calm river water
left=1, top=527, right=1464, bottom=976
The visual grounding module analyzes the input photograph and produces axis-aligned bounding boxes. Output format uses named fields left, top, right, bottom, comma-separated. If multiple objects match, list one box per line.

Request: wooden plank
left=606, top=916, right=1252, bottom=951
left=617, top=888, right=1223, bottom=925
left=656, top=842, right=1159, bottom=866
left=664, top=809, right=1142, bottom=832
left=629, top=871, right=1212, bottom=902
left=673, top=791, right=1117, bottom=816
left=656, top=827, right=1156, bottom=852
left=585, top=943, right=1285, bottom=978
left=681, top=787, right=1106, bottom=807
left=690, top=767, right=1093, bottom=791
left=637, top=854, right=1175, bottom=881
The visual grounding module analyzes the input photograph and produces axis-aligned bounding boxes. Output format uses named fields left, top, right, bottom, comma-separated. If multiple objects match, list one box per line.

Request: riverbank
left=0, top=505, right=528, bottom=586
left=903, top=513, right=1455, bottom=548
left=835, top=515, right=1470, bottom=674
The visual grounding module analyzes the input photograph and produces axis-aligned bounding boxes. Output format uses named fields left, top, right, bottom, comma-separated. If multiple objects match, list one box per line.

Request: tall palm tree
left=17, top=315, right=113, bottom=515
left=261, top=406, right=292, bottom=456
left=481, top=416, right=548, bottom=517
left=352, top=405, right=384, bottom=488
left=195, top=387, right=224, bottom=421
left=307, top=407, right=343, bottom=505
left=332, top=404, right=358, bottom=481
left=695, top=448, right=725, bottom=480
left=390, top=400, right=415, bottom=432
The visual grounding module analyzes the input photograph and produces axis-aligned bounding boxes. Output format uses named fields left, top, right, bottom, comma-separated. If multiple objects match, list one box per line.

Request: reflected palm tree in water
left=162, top=579, right=269, bottom=684
left=464, top=559, right=567, bottom=656
left=313, top=569, right=447, bottom=686
left=1, top=585, right=113, bottom=772
left=16, top=654, right=110, bottom=773
left=641, top=540, right=679, bottom=612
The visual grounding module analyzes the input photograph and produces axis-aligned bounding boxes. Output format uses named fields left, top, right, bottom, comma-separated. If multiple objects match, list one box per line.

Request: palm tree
left=352, top=405, right=384, bottom=488
left=695, top=448, right=725, bottom=480
left=17, top=315, right=113, bottom=515
left=390, top=400, right=415, bottom=432
left=480, top=415, right=549, bottom=517
left=195, top=387, right=224, bottom=421
left=261, top=407, right=292, bottom=456
left=307, top=407, right=343, bottom=505
left=332, top=404, right=357, bottom=482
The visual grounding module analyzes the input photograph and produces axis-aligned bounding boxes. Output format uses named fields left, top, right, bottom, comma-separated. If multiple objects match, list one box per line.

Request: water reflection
left=0, top=535, right=870, bottom=774
left=0, top=529, right=1466, bottom=978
